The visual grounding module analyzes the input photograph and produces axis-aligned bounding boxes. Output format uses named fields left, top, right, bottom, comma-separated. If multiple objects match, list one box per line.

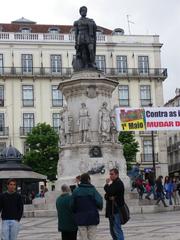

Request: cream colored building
left=0, top=18, right=168, bottom=176
left=165, top=88, right=180, bottom=176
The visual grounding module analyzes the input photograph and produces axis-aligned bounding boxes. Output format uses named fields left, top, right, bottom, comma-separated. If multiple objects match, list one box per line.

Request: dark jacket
left=71, top=183, right=103, bottom=226
left=0, top=192, right=23, bottom=221
left=104, top=178, right=125, bottom=217
left=56, top=193, right=77, bottom=232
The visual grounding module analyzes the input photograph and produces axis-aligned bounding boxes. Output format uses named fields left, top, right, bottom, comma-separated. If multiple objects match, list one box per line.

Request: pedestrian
left=56, top=184, right=77, bottom=240
left=155, top=176, right=168, bottom=207
left=172, top=177, right=179, bottom=205
left=104, top=168, right=125, bottom=240
left=71, top=173, right=103, bottom=240
left=167, top=177, right=173, bottom=205
left=0, top=178, right=24, bottom=240
left=145, top=173, right=156, bottom=200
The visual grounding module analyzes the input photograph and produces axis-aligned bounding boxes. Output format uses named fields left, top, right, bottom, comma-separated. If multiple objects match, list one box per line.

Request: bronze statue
left=73, top=6, right=97, bottom=70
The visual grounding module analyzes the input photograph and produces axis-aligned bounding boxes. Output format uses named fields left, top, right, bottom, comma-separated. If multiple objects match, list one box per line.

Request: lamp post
left=149, top=103, right=156, bottom=179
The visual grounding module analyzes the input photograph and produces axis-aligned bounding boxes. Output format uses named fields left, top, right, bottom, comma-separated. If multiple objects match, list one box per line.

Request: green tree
left=119, top=131, right=139, bottom=170
left=23, top=123, right=59, bottom=181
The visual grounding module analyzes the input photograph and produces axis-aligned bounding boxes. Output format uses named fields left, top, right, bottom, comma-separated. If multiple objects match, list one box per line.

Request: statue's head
left=79, top=6, right=87, bottom=17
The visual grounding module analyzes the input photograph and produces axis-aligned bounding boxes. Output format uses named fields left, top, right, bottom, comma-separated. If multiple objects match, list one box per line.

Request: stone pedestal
left=56, top=70, right=130, bottom=190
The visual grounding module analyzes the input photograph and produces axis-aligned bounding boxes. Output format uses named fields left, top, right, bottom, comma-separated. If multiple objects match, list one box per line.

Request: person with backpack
left=71, top=173, right=103, bottom=240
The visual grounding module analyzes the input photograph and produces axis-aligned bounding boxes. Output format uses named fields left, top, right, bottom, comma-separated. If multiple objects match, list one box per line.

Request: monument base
left=55, top=142, right=130, bottom=192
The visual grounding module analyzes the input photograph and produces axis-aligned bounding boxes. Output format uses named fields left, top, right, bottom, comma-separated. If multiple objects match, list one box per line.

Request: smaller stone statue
left=77, top=103, right=91, bottom=143
left=98, top=102, right=111, bottom=142
left=110, top=105, right=119, bottom=143
left=59, top=106, right=73, bottom=145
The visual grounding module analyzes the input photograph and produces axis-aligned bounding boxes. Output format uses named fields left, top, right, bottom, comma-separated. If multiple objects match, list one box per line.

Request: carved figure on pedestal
left=98, top=102, right=110, bottom=142
left=110, top=105, right=119, bottom=143
left=77, top=103, right=91, bottom=143
left=73, top=6, right=97, bottom=70
left=59, top=106, right=73, bottom=145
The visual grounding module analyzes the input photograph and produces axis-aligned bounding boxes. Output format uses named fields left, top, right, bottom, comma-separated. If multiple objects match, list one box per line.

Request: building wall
left=0, top=26, right=168, bottom=176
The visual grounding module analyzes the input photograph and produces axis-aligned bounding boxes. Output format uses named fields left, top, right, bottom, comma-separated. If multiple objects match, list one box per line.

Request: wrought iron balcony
left=0, top=67, right=167, bottom=79
left=20, top=127, right=33, bottom=136
left=140, top=153, right=158, bottom=163
left=0, top=127, right=9, bottom=137
left=168, top=162, right=180, bottom=173
left=167, top=141, right=180, bottom=152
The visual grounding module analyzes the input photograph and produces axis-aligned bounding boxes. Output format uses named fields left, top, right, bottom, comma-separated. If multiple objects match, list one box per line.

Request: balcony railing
left=0, top=67, right=167, bottom=79
left=20, top=127, right=33, bottom=136
left=167, top=141, right=180, bottom=152
left=0, top=127, right=9, bottom=137
left=141, top=153, right=158, bottom=162
left=168, top=162, right=180, bottom=173
left=139, top=131, right=158, bottom=135
left=0, top=32, right=107, bottom=42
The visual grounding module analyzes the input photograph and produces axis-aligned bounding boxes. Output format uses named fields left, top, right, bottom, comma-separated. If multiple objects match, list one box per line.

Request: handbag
left=119, top=202, right=130, bottom=225
left=112, top=198, right=130, bottom=225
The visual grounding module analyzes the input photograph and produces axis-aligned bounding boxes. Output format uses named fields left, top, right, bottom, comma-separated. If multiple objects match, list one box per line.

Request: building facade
left=165, top=88, right=180, bottom=176
left=0, top=18, right=168, bottom=176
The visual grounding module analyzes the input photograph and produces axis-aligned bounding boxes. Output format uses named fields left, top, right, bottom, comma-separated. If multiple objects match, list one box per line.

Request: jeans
left=1, top=220, right=20, bottom=240
left=109, top=213, right=124, bottom=240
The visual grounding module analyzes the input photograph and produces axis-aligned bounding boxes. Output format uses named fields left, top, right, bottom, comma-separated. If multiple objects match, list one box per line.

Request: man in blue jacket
left=71, top=173, right=103, bottom=240
left=56, top=184, right=77, bottom=240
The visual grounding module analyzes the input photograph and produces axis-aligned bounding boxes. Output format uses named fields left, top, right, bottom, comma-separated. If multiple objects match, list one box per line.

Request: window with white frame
left=0, top=85, right=4, bottom=107
left=116, top=56, right=127, bottom=74
left=22, top=85, right=34, bottom=107
left=96, top=55, right=106, bottom=71
left=0, top=54, right=3, bottom=74
left=118, top=85, right=129, bottom=106
left=22, top=54, right=33, bottom=74
left=52, top=113, right=61, bottom=131
left=140, top=85, right=151, bottom=106
left=52, top=85, right=63, bottom=107
left=138, top=56, right=149, bottom=74
left=51, top=55, right=62, bottom=74
left=143, top=139, right=152, bottom=162
left=23, top=113, right=34, bottom=129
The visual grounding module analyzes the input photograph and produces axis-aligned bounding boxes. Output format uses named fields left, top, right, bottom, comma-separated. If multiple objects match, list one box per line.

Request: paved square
left=1, top=211, right=180, bottom=240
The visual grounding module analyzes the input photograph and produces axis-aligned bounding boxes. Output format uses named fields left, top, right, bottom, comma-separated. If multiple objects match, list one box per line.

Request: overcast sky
left=1, top=0, right=180, bottom=102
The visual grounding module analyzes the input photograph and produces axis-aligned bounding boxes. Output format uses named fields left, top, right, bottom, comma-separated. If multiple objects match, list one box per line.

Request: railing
left=169, top=162, right=180, bottom=173
left=0, top=127, right=9, bottom=137
left=139, top=131, right=157, bottom=135
left=167, top=141, right=180, bottom=152
left=0, top=67, right=167, bottom=78
left=20, top=127, right=33, bottom=136
left=0, top=32, right=107, bottom=42
left=141, top=153, right=158, bottom=162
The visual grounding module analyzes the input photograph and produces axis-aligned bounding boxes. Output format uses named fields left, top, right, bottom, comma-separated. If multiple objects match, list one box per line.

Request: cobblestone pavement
left=1, top=211, right=180, bottom=240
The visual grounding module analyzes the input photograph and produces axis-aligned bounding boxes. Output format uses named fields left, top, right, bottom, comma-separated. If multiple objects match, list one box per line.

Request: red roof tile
left=0, top=23, right=112, bottom=35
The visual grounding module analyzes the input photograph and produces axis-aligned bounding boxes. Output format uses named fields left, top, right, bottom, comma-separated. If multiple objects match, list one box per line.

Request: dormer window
left=20, top=27, right=31, bottom=33
left=48, top=27, right=60, bottom=34
left=112, top=28, right=125, bottom=36
left=96, top=28, right=103, bottom=36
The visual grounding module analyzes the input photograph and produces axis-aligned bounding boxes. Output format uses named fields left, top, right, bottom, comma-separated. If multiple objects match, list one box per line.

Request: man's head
left=7, top=178, right=17, bottom=193
left=61, top=184, right=70, bottom=193
left=109, top=168, right=119, bottom=181
left=80, top=173, right=91, bottom=184
left=79, top=6, right=87, bottom=17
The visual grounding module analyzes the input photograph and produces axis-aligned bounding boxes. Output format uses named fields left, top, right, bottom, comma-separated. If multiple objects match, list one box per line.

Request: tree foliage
left=23, top=123, right=59, bottom=181
left=119, top=131, right=139, bottom=170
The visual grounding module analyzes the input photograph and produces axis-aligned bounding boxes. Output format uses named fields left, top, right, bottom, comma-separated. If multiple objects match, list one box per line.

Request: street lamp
left=149, top=103, right=156, bottom=179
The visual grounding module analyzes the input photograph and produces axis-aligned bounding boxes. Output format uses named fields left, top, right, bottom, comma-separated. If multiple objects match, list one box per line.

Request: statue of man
left=59, top=106, right=73, bottom=145
left=78, top=103, right=90, bottom=143
left=73, top=6, right=97, bottom=70
left=110, top=105, right=119, bottom=143
left=98, top=102, right=111, bottom=142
